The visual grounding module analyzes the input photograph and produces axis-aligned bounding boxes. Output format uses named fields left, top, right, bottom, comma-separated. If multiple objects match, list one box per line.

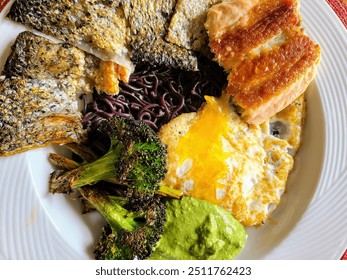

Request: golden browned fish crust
left=3, top=31, right=124, bottom=95
left=206, top=0, right=321, bottom=125
left=3, top=32, right=97, bottom=88
left=208, top=0, right=301, bottom=71
left=7, top=0, right=132, bottom=71
left=227, top=32, right=319, bottom=110
left=8, top=0, right=198, bottom=71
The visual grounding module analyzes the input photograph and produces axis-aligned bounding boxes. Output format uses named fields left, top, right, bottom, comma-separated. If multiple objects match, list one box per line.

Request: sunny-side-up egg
left=159, top=92, right=302, bottom=227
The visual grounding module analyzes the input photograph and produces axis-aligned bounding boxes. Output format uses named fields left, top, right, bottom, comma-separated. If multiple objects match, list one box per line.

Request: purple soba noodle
left=82, top=56, right=227, bottom=133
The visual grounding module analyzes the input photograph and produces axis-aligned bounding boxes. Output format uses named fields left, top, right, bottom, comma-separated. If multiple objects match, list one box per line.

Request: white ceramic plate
left=0, top=0, right=346, bottom=260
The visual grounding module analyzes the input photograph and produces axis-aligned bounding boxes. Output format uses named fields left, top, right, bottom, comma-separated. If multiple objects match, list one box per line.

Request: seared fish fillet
left=122, top=0, right=198, bottom=70
left=3, top=31, right=123, bottom=95
left=205, top=0, right=320, bottom=125
left=166, top=0, right=221, bottom=53
left=7, top=0, right=133, bottom=74
left=0, top=77, right=86, bottom=156
left=0, top=31, right=131, bottom=156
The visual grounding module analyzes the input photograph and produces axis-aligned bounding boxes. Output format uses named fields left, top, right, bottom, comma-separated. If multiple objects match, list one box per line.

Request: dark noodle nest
left=82, top=56, right=227, bottom=132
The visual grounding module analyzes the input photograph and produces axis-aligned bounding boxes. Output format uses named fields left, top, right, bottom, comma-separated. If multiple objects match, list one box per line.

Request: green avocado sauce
left=149, top=197, right=247, bottom=260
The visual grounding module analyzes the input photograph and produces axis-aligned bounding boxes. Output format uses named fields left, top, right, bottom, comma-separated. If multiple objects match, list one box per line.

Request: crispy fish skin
left=3, top=31, right=122, bottom=95
left=7, top=0, right=131, bottom=69
left=166, top=0, right=221, bottom=53
left=130, top=37, right=198, bottom=70
left=8, top=0, right=197, bottom=71
left=123, top=0, right=198, bottom=70
left=0, top=31, right=131, bottom=156
left=3, top=32, right=96, bottom=89
left=0, top=77, right=86, bottom=156
left=123, top=0, right=177, bottom=39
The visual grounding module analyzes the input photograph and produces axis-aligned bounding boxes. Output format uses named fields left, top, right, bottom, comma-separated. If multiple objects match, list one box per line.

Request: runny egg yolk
left=168, top=95, right=231, bottom=204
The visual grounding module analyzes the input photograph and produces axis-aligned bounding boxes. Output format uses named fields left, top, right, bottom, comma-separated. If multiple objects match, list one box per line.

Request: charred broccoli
left=49, top=116, right=168, bottom=196
left=79, top=186, right=166, bottom=260
left=48, top=116, right=183, bottom=259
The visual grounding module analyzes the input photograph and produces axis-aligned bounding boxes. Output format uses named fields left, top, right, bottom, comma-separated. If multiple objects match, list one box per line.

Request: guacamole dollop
left=149, top=197, right=247, bottom=260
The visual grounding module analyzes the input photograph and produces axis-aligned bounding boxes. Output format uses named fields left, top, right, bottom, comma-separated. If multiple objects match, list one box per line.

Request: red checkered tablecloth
left=0, top=0, right=346, bottom=260
left=0, top=0, right=9, bottom=14
left=327, top=0, right=347, bottom=28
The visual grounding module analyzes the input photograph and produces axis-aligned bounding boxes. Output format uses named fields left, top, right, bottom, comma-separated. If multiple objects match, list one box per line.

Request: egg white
left=159, top=93, right=303, bottom=226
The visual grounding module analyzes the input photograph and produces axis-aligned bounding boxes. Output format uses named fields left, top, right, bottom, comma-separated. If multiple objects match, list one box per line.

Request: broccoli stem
left=157, top=185, right=183, bottom=199
left=109, top=195, right=128, bottom=207
left=79, top=187, right=143, bottom=232
left=48, top=153, right=80, bottom=170
left=49, top=151, right=183, bottom=199
left=96, top=201, right=140, bottom=232
left=70, top=141, right=123, bottom=188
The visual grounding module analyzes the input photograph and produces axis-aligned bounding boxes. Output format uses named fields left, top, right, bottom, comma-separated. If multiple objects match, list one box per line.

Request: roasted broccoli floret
left=49, top=116, right=168, bottom=196
left=79, top=186, right=166, bottom=260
